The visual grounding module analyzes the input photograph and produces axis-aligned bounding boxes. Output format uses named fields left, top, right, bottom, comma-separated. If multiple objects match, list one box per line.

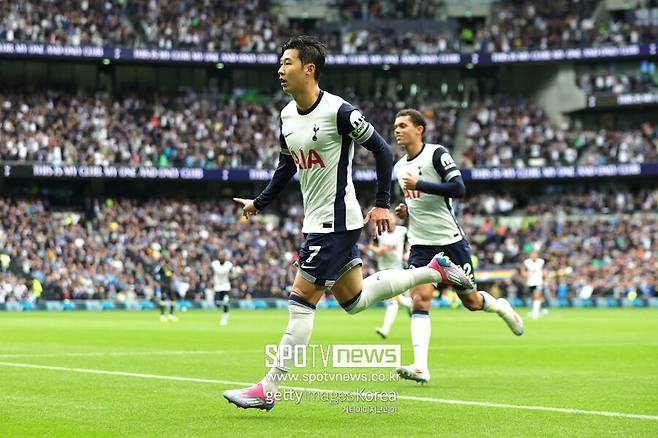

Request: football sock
left=411, top=310, right=431, bottom=371
left=532, top=299, right=541, bottom=319
left=341, top=268, right=440, bottom=314
left=381, top=301, right=399, bottom=334
left=479, top=291, right=499, bottom=313
left=261, top=295, right=316, bottom=394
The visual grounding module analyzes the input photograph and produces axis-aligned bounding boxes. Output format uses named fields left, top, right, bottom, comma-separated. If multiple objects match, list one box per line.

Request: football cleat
left=223, top=383, right=275, bottom=411
left=497, top=298, right=524, bottom=336
left=376, top=327, right=388, bottom=339
left=160, top=315, right=168, bottom=322
left=168, top=314, right=179, bottom=322
left=427, top=253, right=475, bottom=290
left=396, top=365, right=430, bottom=384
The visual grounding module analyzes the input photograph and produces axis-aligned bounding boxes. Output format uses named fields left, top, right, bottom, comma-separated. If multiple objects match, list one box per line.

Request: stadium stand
left=2, top=0, right=657, bottom=53
left=1, top=189, right=657, bottom=304
left=0, top=88, right=457, bottom=167
left=461, top=95, right=657, bottom=168
left=1, top=0, right=657, bottom=312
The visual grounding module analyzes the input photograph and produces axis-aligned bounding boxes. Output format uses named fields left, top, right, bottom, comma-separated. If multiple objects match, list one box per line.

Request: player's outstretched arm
left=253, top=152, right=297, bottom=211
left=233, top=151, right=296, bottom=220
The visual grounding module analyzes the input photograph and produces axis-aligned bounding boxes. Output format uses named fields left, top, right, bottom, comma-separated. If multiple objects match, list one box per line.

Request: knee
left=412, top=295, right=431, bottom=312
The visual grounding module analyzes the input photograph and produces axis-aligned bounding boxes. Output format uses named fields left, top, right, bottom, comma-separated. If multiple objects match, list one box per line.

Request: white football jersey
left=394, top=143, right=463, bottom=246
left=523, top=258, right=545, bottom=287
left=212, top=260, right=233, bottom=292
left=280, top=90, right=375, bottom=234
left=375, top=225, right=407, bottom=270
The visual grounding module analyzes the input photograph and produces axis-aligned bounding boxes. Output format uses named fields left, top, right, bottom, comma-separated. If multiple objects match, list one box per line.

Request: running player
left=368, top=213, right=413, bottom=339
left=212, top=251, right=233, bottom=326
left=155, top=253, right=177, bottom=322
left=392, top=109, right=524, bottom=384
left=224, top=36, right=474, bottom=411
left=522, top=251, right=546, bottom=320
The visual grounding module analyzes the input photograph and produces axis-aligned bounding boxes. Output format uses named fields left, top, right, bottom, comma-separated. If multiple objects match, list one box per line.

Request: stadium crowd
left=1, top=0, right=657, bottom=54
left=0, top=197, right=305, bottom=303
left=468, top=0, right=658, bottom=53
left=3, top=88, right=657, bottom=170
left=577, top=63, right=657, bottom=95
left=1, top=189, right=656, bottom=304
left=0, top=88, right=456, bottom=168
left=462, top=95, right=658, bottom=168
left=457, top=189, right=658, bottom=216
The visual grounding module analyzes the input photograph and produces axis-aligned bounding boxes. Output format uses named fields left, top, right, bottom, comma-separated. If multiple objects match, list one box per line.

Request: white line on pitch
left=0, top=350, right=225, bottom=359
left=0, top=361, right=656, bottom=421
left=428, top=342, right=658, bottom=351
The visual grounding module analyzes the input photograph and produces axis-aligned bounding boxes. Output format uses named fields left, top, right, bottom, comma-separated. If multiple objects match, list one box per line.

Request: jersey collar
left=405, top=143, right=425, bottom=162
left=297, top=90, right=324, bottom=115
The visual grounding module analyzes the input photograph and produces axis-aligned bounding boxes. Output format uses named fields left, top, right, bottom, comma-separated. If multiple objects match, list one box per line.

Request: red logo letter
left=306, top=149, right=326, bottom=168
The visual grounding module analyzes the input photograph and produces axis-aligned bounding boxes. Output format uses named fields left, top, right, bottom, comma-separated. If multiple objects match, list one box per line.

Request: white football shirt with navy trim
left=523, top=258, right=545, bottom=287
left=211, top=260, right=233, bottom=292
left=375, top=225, right=407, bottom=270
left=393, top=143, right=464, bottom=246
left=280, top=90, right=375, bottom=234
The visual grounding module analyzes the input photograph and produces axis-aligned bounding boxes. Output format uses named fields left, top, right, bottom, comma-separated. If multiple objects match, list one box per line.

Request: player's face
left=393, top=116, right=422, bottom=150
left=278, top=49, right=312, bottom=95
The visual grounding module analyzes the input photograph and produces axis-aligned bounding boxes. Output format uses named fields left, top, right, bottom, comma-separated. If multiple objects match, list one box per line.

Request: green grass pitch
left=1, top=308, right=657, bottom=437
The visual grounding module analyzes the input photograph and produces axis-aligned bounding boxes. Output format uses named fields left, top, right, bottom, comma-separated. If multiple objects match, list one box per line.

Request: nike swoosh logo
left=300, top=264, right=315, bottom=269
left=284, top=132, right=293, bottom=137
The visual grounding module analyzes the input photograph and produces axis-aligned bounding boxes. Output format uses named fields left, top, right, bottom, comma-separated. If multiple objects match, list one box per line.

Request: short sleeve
left=337, top=102, right=375, bottom=143
left=432, top=147, right=461, bottom=182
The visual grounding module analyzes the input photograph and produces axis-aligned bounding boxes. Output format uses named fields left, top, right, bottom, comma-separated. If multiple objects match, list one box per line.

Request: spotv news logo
left=265, top=344, right=401, bottom=368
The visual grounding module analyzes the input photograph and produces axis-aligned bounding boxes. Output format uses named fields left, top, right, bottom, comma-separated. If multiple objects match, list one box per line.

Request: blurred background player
left=212, top=251, right=233, bottom=326
left=225, top=36, right=474, bottom=411
left=154, top=252, right=177, bottom=322
left=523, top=251, right=547, bottom=320
left=367, top=212, right=413, bottom=339
left=392, top=109, right=524, bottom=384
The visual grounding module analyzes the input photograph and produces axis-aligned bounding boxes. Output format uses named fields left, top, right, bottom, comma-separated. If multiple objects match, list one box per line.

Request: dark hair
left=395, top=109, right=427, bottom=137
left=281, top=35, right=327, bottom=81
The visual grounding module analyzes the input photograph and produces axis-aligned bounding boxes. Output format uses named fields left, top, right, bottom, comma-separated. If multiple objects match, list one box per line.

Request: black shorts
left=295, top=228, right=363, bottom=287
left=214, top=291, right=230, bottom=304
left=408, top=239, right=475, bottom=290
left=159, top=286, right=176, bottom=300
left=528, top=285, right=548, bottom=299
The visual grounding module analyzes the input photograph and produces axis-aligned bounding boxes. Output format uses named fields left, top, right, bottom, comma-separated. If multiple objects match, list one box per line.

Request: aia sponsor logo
left=291, top=148, right=326, bottom=169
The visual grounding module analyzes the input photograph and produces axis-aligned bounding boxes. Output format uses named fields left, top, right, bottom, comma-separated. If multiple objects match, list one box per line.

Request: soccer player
left=155, top=254, right=177, bottom=322
left=211, top=251, right=233, bottom=326
left=392, top=109, right=524, bottom=384
left=368, top=213, right=413, bottom=339
left=224, top=36, right=474, bottom=410
left=522, top=251, right=546, bottom=320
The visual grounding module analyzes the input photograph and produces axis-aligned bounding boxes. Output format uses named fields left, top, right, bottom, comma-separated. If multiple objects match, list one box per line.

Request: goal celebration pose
left=224, top=36, right=474, bottom=410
